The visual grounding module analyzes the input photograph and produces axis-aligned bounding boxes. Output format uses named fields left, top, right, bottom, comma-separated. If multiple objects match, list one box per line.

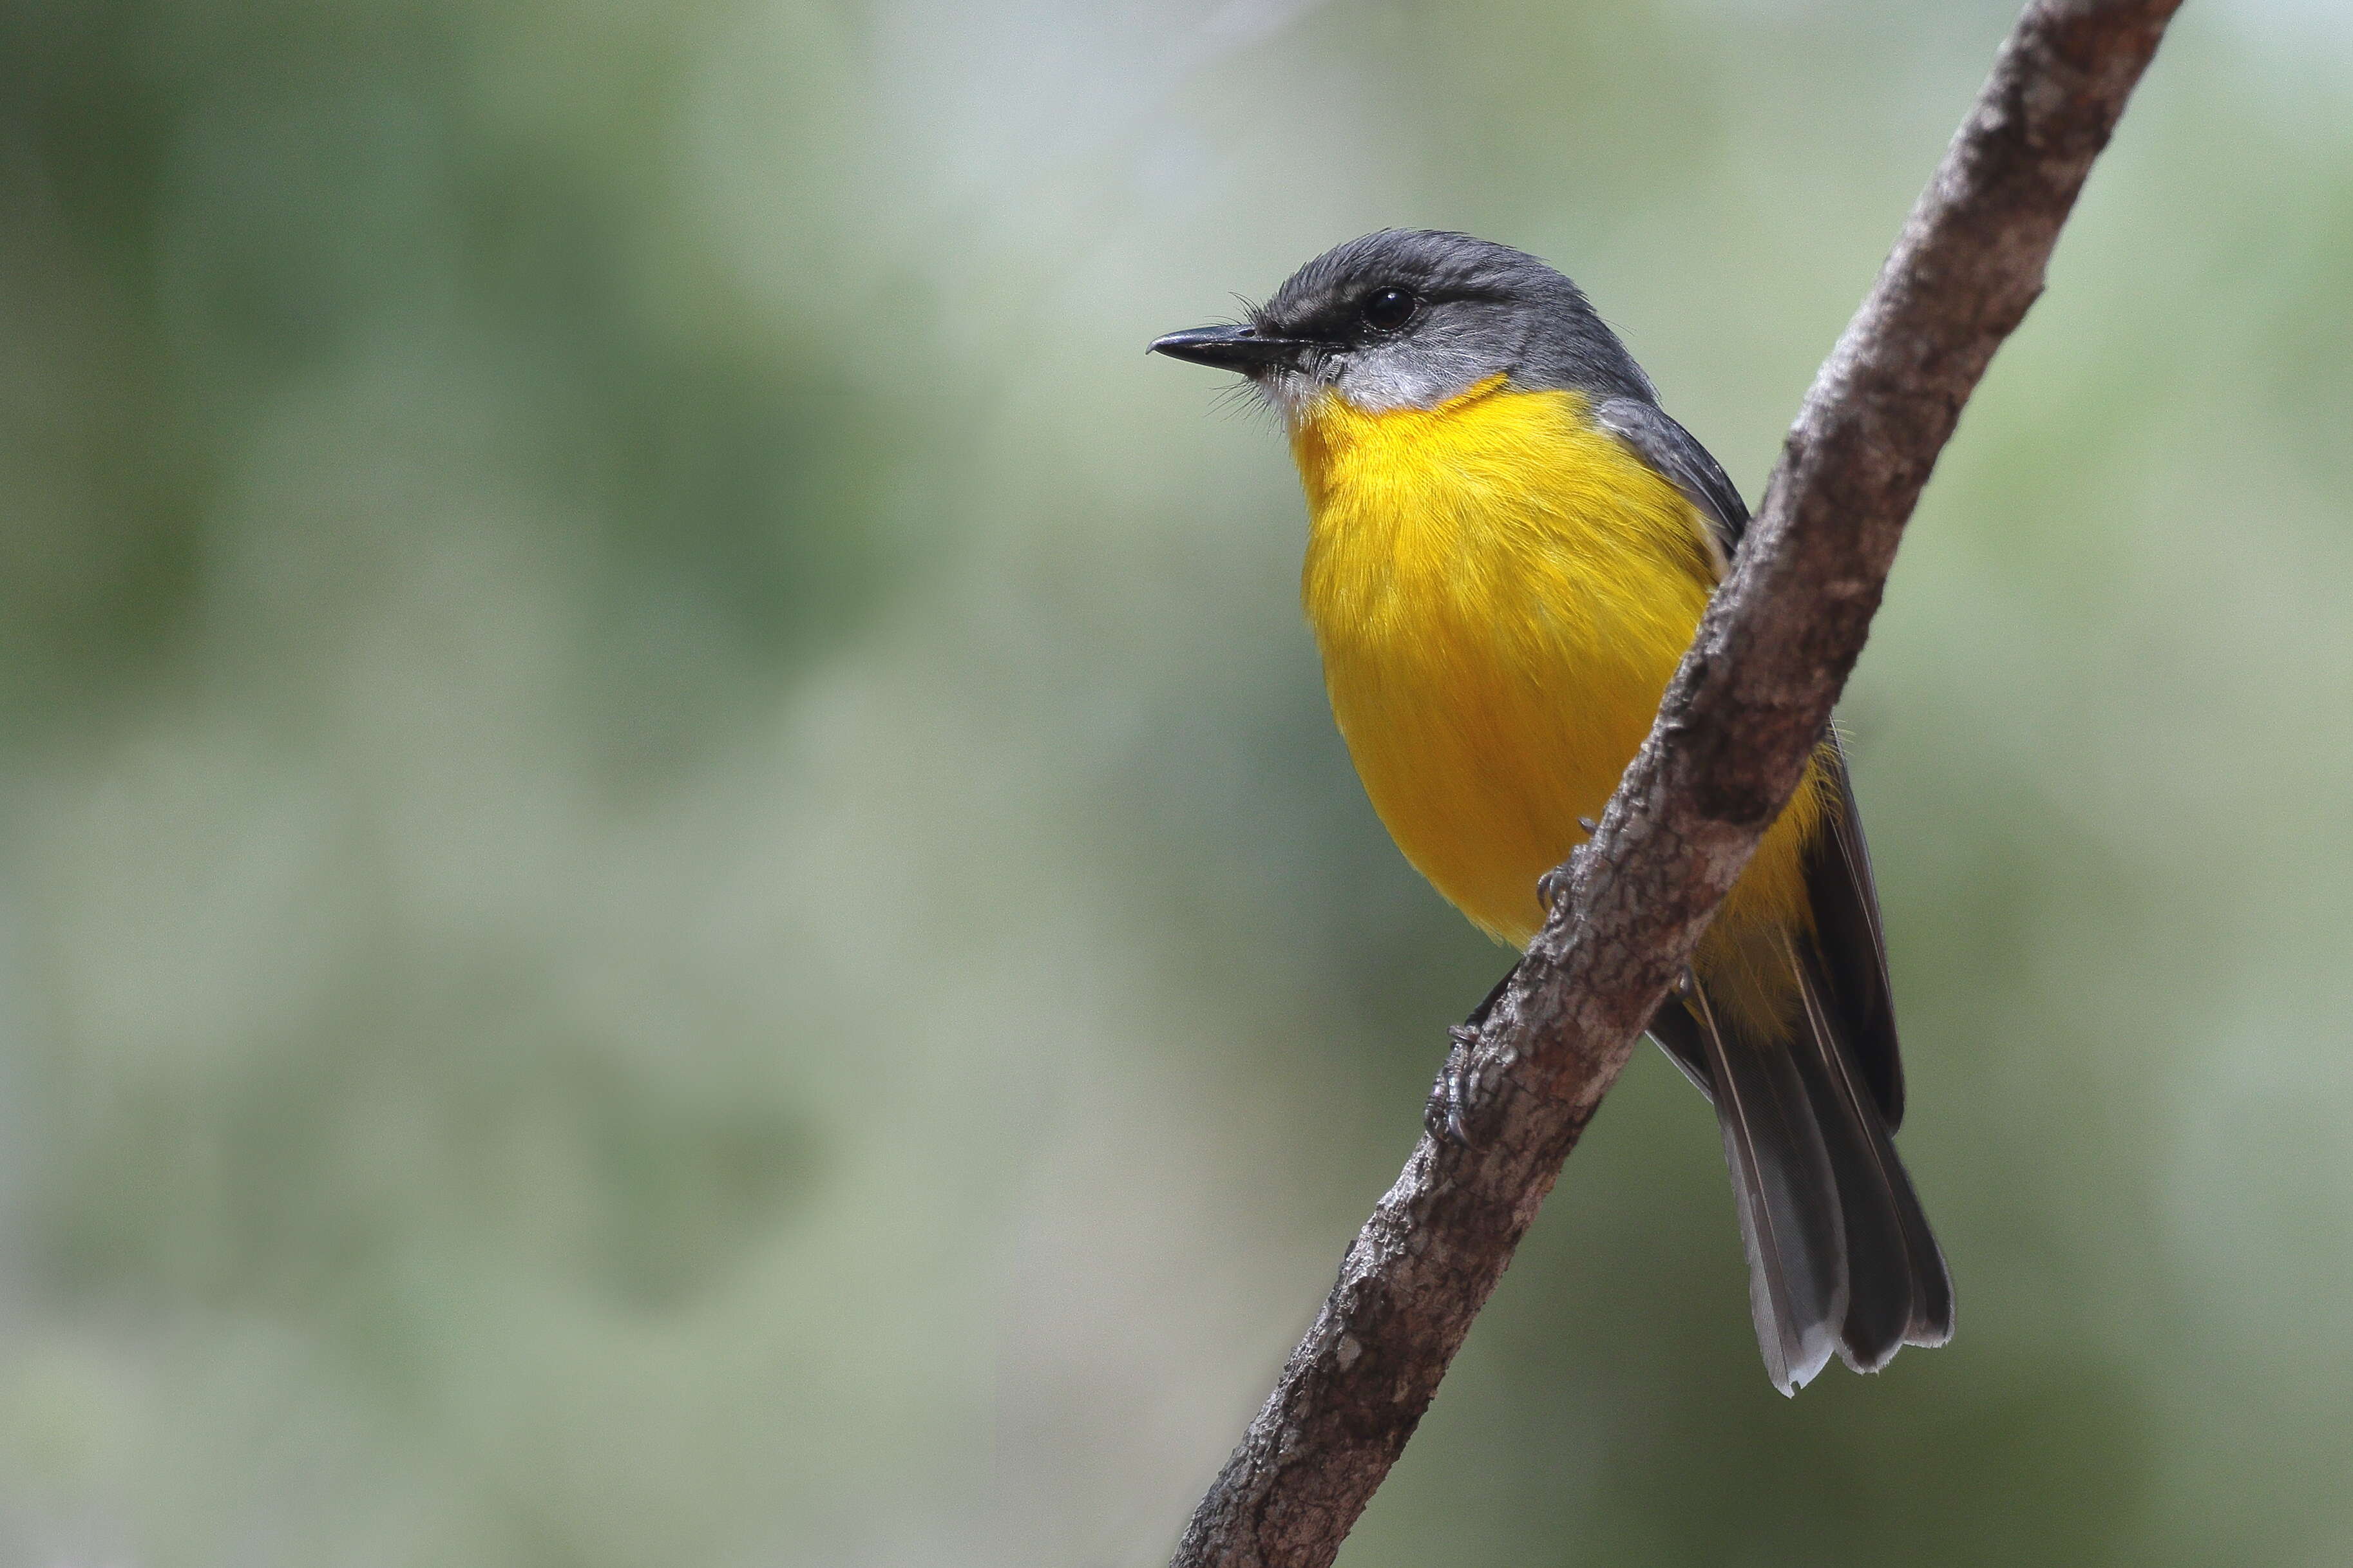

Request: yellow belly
left=1293, top=380, right=1824, bottom=1028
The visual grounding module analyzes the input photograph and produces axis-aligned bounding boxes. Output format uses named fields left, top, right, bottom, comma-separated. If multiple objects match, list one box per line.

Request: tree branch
left=1167, top=4, right=2182, bottom=1565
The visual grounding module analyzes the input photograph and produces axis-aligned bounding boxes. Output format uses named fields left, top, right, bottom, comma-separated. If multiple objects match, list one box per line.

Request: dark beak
left=1148, top=323, right=1309, bottom=372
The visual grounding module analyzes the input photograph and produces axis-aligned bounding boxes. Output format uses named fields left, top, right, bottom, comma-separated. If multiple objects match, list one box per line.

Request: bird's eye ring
left=1361, top=288, right=1416, bottom=331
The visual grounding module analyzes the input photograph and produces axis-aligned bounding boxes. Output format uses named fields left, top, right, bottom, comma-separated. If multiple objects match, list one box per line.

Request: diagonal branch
left=1167, top=3, right=2182, bottom=1565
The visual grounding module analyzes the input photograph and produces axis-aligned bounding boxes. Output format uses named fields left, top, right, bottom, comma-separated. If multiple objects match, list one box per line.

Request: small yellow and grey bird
left=1150, top=230, right=1951, bottom=1393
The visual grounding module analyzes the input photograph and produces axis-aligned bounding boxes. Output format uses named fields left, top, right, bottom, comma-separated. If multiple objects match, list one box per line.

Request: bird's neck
left=1286, top=376, right=1516, bottom=522
left=1291, top=380, right=1713, bottom=619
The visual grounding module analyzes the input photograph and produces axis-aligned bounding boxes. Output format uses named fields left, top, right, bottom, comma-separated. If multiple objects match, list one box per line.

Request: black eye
left=1361, top=287, right=1416, bottom=331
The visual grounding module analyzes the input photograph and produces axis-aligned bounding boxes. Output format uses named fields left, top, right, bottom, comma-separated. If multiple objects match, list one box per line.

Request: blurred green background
left=2, top=0, right=2349, bottom=1563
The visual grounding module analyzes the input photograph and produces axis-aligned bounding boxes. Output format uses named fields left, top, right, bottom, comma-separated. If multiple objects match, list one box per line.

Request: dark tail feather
left=1786, top=938, right=1955, bottom=1352
left=1655, top=958, right=1952, bottom=1390
left=1680, top=981, right=1844, bottom=1395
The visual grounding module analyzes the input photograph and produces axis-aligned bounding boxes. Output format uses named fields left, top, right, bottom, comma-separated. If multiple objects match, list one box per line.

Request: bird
left=1149, top=229, right=1951, bottom=1393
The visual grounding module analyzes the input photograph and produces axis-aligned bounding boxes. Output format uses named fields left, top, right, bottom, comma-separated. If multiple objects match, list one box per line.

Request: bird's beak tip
left=1149, top=323, right=1303, bottom=372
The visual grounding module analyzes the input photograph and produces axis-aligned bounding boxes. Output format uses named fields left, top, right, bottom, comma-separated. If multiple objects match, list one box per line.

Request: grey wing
left=1592, top=395, right=1749, bottom=566
left=1805, top=737, right=1905, bottom=1127
left=1606, top=393, right=1906, bottom=1123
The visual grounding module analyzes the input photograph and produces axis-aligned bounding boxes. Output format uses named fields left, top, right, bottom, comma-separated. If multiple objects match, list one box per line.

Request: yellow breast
left=1293, top=379, right=1820, bottom=981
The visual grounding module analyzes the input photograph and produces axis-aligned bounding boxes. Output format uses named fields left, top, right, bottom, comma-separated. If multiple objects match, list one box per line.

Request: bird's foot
left=1536, top=820, right=1599, bottom=917
left=1425, top=1026, right=1483, bottom=1148
left=1536, top=866, right=1567, bottom=916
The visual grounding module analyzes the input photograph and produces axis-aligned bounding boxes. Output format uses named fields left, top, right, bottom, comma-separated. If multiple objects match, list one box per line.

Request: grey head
left=1150, top=229, right=1753, bottom=553
left=1150, top=230, right=1658, bottom=416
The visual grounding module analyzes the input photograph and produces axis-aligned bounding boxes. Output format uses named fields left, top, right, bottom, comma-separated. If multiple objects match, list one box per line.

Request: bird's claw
left=1536, top=866, right=1566, bottom=914
left=1425, top=1026, right=1483, bottom=1148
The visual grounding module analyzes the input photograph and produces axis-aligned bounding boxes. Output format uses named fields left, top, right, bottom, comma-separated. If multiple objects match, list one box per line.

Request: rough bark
left=1167, top=4, right=2182, bottom=1565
